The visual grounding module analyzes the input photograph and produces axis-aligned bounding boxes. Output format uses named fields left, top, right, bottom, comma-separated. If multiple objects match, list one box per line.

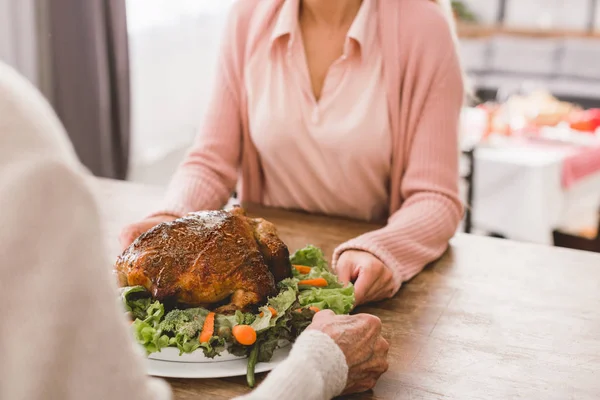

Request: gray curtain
left=46, top=0, right=130, bottom=179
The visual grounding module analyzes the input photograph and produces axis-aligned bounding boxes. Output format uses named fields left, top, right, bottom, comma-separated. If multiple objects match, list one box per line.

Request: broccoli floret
left=234, top=310, right=257, bottom=325
left=159, top=309, right=188, bottom=332
left=159, top=308, right=208, bottom=337
left=178, top=320, right=203, bottom=337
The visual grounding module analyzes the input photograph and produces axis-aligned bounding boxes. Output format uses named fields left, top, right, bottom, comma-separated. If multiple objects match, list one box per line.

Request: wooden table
left=458, top=22, right=600, bottom=39
left=95, top=179, right=600, bottom=399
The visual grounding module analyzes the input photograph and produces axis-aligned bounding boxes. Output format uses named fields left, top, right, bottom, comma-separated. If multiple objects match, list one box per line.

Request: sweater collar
left=269, top=0, right=375, bottom=60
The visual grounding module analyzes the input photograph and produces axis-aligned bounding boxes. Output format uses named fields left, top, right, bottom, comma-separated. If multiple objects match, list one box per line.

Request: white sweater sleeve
left=234, top=330, right=348, bottom=400
left=0, top=62, right=172, bottom=400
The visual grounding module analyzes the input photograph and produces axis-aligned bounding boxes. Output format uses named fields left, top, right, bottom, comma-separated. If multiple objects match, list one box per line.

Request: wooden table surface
left=458, top=22, right=600, bottom=39
left=95, top=179, right=600, bottom=400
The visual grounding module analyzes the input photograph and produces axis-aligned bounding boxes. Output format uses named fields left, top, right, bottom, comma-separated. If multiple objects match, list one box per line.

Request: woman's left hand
left=334, top=250, right=396, bottom=306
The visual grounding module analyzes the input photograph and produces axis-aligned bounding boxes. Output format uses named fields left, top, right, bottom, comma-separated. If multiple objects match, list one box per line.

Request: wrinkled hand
left=335, top=250, right=396, bottom=306
left=119, top=214, right=177, bottom=251
left=307, top=310, right=389, bottom=394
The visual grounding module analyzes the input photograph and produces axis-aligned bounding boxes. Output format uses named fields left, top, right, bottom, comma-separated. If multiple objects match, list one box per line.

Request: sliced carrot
left=259, top=306, right=277, bottom=318
left=233, top=325, right=257, bottom=345
left=293, top=265, right=312, bottom=274
left=295, top=306, right=319, bottom=313
left=298, top=278, right=328, bottom=287
left=199, top=312, right=215, bottom=343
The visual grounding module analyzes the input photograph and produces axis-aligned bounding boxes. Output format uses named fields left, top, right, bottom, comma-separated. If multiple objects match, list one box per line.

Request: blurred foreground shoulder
left=0, top=62, right=80, bottom=168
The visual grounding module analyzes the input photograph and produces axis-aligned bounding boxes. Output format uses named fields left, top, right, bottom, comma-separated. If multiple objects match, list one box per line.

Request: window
left=125, top=0, right=235, bottom=184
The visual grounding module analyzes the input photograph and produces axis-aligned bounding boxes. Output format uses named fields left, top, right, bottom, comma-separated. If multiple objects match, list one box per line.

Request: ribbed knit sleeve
left=333, top=47, right=464, bottom=294
left=234, top=330, right=348, bottom=400
left=152, top=2, right=254, bottom=217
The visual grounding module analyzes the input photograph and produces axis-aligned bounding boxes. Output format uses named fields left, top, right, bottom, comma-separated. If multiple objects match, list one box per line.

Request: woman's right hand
left=119, top=214, right=178, bottom=251
left=307, top=310, right=389, bottom=394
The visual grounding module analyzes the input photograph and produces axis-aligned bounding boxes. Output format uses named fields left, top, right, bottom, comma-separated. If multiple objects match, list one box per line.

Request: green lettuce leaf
left=268, top=287, right=297, bottom=318
left=216, top=314, right=237, bottom=341
left=278, top=277, right=299, bottom=291
left=228, top=341, right=251, bottom=358
left=252, top=287, right=298, bottom=332
left=120, top=285, right=148, bottom=302
left=168, top=333, right=226, bottom=358
left=298, top=269, right=343, bottom=289
left=120, top=286, right=152, bottom=320
left=145, top=301, right=165, bottom=326
left=289, top=307, right=317, bottom=337
left=199, top=336, right=227, bottom=358
left=290, top=245, right=328, bottom=270
left=128, top=298, right=152, bottom=320
left=298, top=285, right=355, bottom=314
left=256, top=314, right=293, bottom=362
left=132, top=319, right=169, bottom=354
left=168, top=332, right=200, bottom=355
left=250, top=314, right=272, bottom=332
left=290, top=246, right=343, bottom=288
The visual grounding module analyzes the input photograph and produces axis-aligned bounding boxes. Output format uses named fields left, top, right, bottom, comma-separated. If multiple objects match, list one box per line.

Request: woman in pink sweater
left=121, top=0, right=465, bottom=306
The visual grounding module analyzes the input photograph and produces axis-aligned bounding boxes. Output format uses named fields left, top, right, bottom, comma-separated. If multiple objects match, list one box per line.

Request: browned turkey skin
left=115, top=207, right=292, bottom=313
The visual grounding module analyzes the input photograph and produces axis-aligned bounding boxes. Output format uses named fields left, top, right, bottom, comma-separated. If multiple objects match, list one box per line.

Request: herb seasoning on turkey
left=116, top=208, right=354, bottom=387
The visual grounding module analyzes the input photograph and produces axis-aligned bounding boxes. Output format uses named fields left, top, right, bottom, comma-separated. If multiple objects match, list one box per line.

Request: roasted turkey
left=115, top=207, right=292, bottom=313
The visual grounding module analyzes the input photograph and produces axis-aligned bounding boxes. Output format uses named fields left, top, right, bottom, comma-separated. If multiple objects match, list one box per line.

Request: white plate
left=145, top=347, right=290, bottom=379
left=149, top=347, right=244, bottom=363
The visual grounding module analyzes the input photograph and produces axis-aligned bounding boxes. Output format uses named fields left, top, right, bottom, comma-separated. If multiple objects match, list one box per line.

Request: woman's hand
left=307, top=310, right=389, bottom=394
left=335, top=250, right=396, bottom=306
left=119, top=214, right=178, bottom=251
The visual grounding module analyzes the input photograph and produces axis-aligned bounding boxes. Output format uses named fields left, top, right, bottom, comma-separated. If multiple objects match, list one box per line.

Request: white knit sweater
left=0, top=62, right=347, bottom=400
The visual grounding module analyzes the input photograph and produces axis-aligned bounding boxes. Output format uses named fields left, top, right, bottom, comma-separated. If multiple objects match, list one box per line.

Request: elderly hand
left=335, top=250, right=396, bottom=306
left=307, top=310, right=389, bottom=394
left=119, top=214, right=177, bottom=251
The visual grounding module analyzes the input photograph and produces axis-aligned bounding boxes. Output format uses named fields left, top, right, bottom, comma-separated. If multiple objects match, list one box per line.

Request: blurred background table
left=472, top=143, right=600, bottom=244
left=460, top=101, right=600, bottom=245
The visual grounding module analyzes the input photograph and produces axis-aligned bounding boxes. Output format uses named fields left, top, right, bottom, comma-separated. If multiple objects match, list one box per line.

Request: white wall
left=126, top=0, right=234, bottom=185
left=0, top=0, right=39, bottom=86
left=462, top=0, right=501, bottom=25
left=462, top=0, right=599, bottom=30
left=505, top=0, right=591, bottom=30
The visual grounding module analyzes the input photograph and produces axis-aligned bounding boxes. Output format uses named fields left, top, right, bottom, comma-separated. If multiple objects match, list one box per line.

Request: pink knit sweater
left=157, top=0, right=464, bottom=293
